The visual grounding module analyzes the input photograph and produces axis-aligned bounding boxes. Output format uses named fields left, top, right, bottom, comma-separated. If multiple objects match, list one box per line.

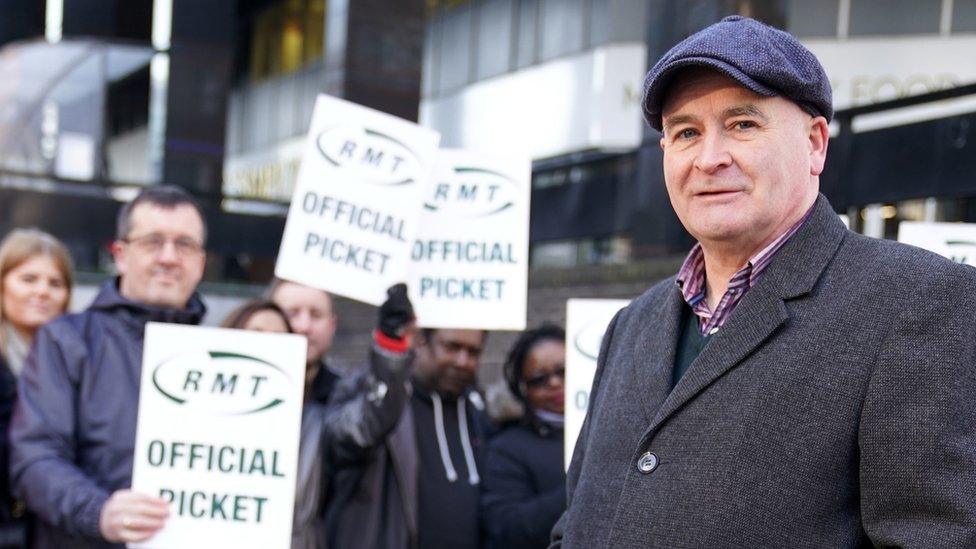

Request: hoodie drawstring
left=431, top=392, right=480, bottom=485
left=432, top=392, right=459, bottom=482
left=457, top=396, right=480, bottom=485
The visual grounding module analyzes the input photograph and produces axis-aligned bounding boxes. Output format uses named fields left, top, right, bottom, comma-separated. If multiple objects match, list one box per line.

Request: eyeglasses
left=123, top=233, right=204, bottom=257
left=524, top=366, right=565, bottom=389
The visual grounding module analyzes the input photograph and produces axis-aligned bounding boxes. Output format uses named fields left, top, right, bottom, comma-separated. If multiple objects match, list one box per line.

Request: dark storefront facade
left=2, top=0, right=976, bottom=284
left=0, top=0, right=425, bottom=285
left=421, top=0, right=976, bottom=264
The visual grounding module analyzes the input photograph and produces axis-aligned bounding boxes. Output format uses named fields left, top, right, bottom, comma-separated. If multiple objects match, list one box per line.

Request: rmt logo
left=316, top=126, right=421, bottom=186
left=151, top=350, right=292, bottom=415
left=424, top=167, right=519, bottom=218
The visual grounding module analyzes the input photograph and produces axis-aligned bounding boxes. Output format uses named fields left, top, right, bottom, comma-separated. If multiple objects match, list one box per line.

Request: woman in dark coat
left=481, top=324, right=567, bottom=549
left=0, top=229, right=74, bottom=549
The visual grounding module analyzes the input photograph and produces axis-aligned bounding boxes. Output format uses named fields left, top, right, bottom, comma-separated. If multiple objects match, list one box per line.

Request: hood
left=90, top=278, right=207, bottom=331
left=409, top=376, right=483, bottom=408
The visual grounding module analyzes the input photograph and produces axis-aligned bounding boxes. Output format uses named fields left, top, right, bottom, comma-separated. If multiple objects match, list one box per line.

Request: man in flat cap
left=553, top=15, right=976, bottom=548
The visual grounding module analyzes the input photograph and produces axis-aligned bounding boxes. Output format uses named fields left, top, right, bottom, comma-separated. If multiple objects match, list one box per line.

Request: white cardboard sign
left=275, top=94, right=441, bottom=305
left=130, top=323, right=307, bottom=549
left=409, top=149, right=531, bottom=330
left=898, top=221, right=976, bottom=267
left=564, top=298, right=629, bottom=469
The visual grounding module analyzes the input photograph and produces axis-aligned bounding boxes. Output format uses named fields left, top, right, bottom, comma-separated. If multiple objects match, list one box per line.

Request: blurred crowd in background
left=0, top=185, right=566, bottom=549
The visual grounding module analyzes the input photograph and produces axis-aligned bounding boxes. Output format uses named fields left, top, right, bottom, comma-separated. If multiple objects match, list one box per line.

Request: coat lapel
left=643, top=194, right=848, bottom=436
left=648, top=283, right=789, bottom=433
left=635, top=280, right=685, bottom=423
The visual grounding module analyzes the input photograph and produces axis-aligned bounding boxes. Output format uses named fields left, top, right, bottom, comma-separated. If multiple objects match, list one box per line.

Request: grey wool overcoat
left=552, top=195, right=976, bottom=548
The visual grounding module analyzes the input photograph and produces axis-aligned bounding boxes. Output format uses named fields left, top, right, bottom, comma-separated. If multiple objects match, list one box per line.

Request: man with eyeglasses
left=10, top=185, right=208, bottom=549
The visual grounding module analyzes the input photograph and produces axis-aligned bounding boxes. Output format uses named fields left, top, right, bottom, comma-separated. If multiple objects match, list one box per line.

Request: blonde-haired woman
left=0, top=228, right=74, bottom=375
left=0, top=228, right=74, bottom=548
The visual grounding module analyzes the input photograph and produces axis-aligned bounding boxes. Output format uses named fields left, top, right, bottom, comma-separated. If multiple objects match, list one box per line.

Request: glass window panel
left=787, top=0, right=839, bottom=37
left=422, top=15, right=439, bottom=97
left=605, top=0, right=648, bottom=42
left=515, top=0, right=538, bottom=68
left=281, top=18, right=304, bottom=74
left=849, top=0, right=941, bottom=36
left=250, top=13, right=273, bottom=80
left=540, top=0, right=584, bottom=61
left=437, top=4, right=474, bottom=91
left=476, top=0, right=514, bottom=79
left=530, top=240, right=578, bottom=268
left=248, top=0, right=326, bottom=82
left=740, top=0, right=788, bottom=29
left=953, top=0, right=976, bottom=32
left=303, top=0, right=326, bottom=64
left=589, top=0, right=609, bottom=47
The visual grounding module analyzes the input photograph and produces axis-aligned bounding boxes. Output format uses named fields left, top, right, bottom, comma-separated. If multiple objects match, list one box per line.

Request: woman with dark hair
left=220, top=299, right=292, bottom=333
left=481, top=324, right=567, bottom=549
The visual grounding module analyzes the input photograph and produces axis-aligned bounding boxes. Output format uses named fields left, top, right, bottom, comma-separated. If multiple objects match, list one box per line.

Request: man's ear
left=809, top=116, right=829, bottom=176
left=414, top=330, right=429, bottom=350
left=192, top=250, right=207, bottom=274
left=109, top=241, right=127, bottom=275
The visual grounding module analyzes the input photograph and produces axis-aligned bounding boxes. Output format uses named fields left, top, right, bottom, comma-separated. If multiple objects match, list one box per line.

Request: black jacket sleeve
left=8, top=323, right=108, bottom=540
left=0, top=356, right=16, bottom=523
left=324, top=344, right=413, bottom=467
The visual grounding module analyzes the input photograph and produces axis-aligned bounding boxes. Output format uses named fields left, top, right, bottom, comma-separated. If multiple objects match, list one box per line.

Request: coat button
left=637, top=451, right=658, bottom=474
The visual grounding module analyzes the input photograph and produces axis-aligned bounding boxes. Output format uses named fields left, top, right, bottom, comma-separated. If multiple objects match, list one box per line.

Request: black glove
left=378, top=283, right=415, bottom=339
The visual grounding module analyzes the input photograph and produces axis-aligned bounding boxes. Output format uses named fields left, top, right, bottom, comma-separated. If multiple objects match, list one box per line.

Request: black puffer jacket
left=0, top=352, right=25, bottom=548
left=9, top=279, right=205, bottom=549
left=481, top=418, right=566, bottom=549
left=293, top=349, right=413, bottom=549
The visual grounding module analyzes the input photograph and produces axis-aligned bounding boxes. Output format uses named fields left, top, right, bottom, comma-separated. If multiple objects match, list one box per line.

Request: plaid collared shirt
left=676, top=207, right=813, bottom=336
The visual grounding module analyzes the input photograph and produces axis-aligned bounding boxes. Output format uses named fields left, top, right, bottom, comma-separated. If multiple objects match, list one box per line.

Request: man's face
left=271, top=282, right=336, bottom=364
left=415, top=329, right=485, bottom=398
left=659, top=70, right=828, bottom=252
left=112, top=203, right=206, bottom=309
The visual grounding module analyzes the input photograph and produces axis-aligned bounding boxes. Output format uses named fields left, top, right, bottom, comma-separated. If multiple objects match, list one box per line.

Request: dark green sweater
left=672, top=305, right=711, bottom=390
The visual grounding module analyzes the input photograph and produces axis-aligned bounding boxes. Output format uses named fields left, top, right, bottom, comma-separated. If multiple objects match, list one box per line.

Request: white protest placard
left=898, top=221, right=976, bottom=267
left=275, top=94, right=442, bottom=305
left=564, top=298, right=629, bottom=469
left=409, top=149, right=531, bottom=330
left=131, top=323, right=307, bottom=549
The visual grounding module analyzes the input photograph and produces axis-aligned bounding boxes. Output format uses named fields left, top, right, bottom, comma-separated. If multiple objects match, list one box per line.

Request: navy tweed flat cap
left=642, top=15, right=832, bottom=131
